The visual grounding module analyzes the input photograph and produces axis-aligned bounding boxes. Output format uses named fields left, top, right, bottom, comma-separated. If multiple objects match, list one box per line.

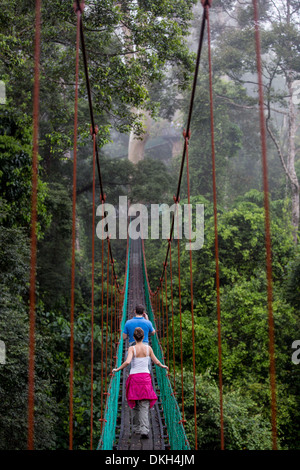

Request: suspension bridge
left=26, top=0, right=277, bottom=451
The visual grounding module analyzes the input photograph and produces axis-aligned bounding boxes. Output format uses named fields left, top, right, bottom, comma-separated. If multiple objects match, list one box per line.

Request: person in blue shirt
left=123, top=304, right=156, bottom=346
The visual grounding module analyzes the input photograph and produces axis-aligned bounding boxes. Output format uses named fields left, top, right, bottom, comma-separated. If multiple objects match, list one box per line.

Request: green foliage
left=37, top=182, right=72, bottom=311
left=130, top=158, right=175, bottom=204
left=145, top=192, right=299, bottom=449
left=285, top=247, right=300, bottom=310
left=178, top=77, right=243, bottom=203
left=0, top=0, right=197, bottom=141
left=211, top=0, right=300, bottom=235
left=173, top=313, right=218, bottom=374
left=0, top=226, right=57, bottom=449
left=177, top=371, right=272, bottom=450
left=0, top=107, right=49, bottom=232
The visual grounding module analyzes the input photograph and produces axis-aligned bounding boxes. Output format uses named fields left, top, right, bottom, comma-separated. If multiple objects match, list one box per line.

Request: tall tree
left=213, top=0, right=300, bottom=242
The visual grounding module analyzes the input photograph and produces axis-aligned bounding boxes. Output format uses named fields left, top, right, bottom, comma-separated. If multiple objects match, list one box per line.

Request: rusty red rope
left=164, top=266, right=170, bottom=370
left=27, top=0, right=42, bottom=451
left=176, top=201, right=185, bottom=423
left=184, top=130, right=198, bottom=449
left=89, top=126, right=98, bottom=449
left=110, top=261, right=114, bottom=369
left=168, top=239, right=176, bottom=392
left=99, top=200, right=105, bottom=432
left=158, top=289, right=161, bottom=338
left=104, top=238, right=110, bottom=402
left=161, top=278, right=165, bottom=359
left=116, top=290, right=120, bottom=341
left=114, top=277, right=117, bottom=346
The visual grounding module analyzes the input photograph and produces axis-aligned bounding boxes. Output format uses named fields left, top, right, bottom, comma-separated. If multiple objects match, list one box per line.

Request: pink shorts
left=126, top=373, right=158, bottom=409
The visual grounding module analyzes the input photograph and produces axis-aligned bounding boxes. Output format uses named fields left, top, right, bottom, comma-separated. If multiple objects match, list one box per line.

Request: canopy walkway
left=97, top=238, right=190, bottom=450
left=26, top=0, right=278, bottom=451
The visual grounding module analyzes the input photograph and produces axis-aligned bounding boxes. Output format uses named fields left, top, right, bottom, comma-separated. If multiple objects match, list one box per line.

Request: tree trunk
left=128, top=110, right=152, bottom=164
left=287, top=75, right=299, bottom=244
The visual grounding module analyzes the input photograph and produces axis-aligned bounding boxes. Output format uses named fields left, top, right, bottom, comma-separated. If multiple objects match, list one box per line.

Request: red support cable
left=161, top=278, right=165, bottom=359
left=141, top=231, right=154, bottom=298
left=104, top=239, right=110, bottom=401
left=118, top=292, right=123, bottom=339
left=252, top=0, right=277, bottom=450
left=159, top=287, right=161, bottom=331
left=27, top=0, right=42, bottom=451
left=164, top=266, right=170, bottom=371
left=176, top=201, right=185, bottom=423
left=90, top=134, right=96, bottom=450
left=119, top=292, right=123, bottom=332
left=90, top=126, right=97, bottom=450
left=116, top=291, right=120, bottom=341
left=184, top=131, right=198, bottom=450
left=158, top=289, right=161, bottom=339
left=156, top=290, right=159, bottom=336
left=114, top=278, right=117, bottom=346
left=110, top=262, right=114, bottom=369
left=206, top=4, right=224, bottom=450
left=159, top=291, right=163, bottom=348
left=99, top=201, right=105, bottom=433
left=69, top=2, right=83, bottom=450
left=168, top=240, right=176, bottom=392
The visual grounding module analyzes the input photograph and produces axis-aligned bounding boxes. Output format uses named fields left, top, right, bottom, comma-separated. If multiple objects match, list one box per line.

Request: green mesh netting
left=97, top=237, right=131, bottom=450
left=141, top=250, right=191, bottom=451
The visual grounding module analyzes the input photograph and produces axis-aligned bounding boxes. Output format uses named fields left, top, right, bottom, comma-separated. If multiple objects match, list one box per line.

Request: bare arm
left=112, top=347, right=133, bottom=373
left=149, top=347, right=168, bottom=369
left=122, top=333, right=128, bottom=340
left=149, top=329, right=156, bottom=336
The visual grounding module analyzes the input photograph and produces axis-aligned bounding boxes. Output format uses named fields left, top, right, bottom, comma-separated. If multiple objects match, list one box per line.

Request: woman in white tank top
left=130, top=344, right=151, bottom=374
left=112, top=327, right=168, bottom=438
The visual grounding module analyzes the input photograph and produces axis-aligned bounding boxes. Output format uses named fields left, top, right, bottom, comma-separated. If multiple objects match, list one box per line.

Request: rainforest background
left=0, top=0, right=299, bottom=450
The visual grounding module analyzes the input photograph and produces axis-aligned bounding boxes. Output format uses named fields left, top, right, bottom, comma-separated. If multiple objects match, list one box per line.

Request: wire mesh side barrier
left=141, top=250, right=191, bottom=451
left=97, top=237, right=131, bottom=450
